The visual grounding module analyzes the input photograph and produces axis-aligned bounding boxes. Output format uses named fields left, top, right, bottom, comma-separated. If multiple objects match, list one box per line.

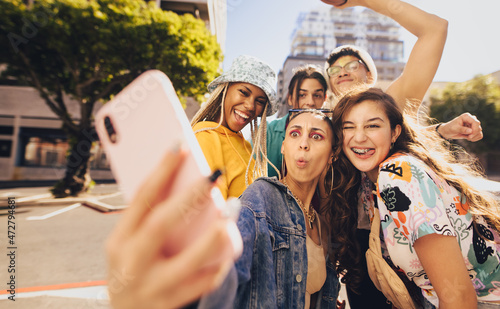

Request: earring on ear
left=390, top=142, right=394, bottom=150
left=281, top=154, right=286, bottom=178
left=329, top=164, right=334, bottom=196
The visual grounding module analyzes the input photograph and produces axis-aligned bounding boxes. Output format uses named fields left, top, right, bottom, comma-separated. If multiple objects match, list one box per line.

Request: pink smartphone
left=95, top=70, right=240, bottom=258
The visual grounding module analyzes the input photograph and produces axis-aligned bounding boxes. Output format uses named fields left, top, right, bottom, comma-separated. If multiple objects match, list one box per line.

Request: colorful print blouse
left=370, top=153, right=500, bottom=306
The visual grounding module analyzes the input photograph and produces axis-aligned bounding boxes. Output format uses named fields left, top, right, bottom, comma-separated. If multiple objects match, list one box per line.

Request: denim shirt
left=200, top=177, right=340, bottom=309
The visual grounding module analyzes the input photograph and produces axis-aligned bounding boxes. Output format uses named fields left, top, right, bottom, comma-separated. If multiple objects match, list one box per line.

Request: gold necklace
left=283, top=177, right=316, bottom=229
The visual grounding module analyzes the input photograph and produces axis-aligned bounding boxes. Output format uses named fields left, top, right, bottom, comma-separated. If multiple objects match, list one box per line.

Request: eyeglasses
left=326, top=60, right=366, bottom=77
left=288, top=108, right=333, bottom=119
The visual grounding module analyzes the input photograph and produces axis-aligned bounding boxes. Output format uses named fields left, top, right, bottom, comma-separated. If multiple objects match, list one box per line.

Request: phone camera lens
left=104, top=116, right=117, bottom=143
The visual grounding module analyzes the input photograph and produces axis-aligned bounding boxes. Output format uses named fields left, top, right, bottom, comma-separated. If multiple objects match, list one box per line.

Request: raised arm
left=381, top=0, right=448, bottom=113
left=322, top=0, right=448, bottom=114
left=433, top=112, right=483, bottom=142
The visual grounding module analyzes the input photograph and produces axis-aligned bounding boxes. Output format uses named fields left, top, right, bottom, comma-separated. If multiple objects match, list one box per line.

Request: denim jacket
left=200, top=177, right=340, bottom=309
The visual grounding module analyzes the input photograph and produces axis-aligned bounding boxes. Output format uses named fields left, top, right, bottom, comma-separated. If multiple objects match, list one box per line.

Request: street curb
left=0, top=191, right=127, bottom=212
left=83, top=199, right=126, bottom=212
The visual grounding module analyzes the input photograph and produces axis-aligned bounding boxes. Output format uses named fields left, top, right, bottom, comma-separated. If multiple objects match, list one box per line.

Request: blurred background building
left=157, top=0, right=227, bottom=53
left=276, top=6, right=405, bottom=117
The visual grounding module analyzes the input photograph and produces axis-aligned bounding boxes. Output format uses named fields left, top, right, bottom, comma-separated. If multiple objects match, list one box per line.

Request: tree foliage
left=429, top=75, right=500, bottom=154
left=0, top=0, right=222, bottom=196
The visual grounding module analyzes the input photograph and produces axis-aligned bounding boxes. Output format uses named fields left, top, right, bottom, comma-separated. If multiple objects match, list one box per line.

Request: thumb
left=460, top=126, right=473, bottom=135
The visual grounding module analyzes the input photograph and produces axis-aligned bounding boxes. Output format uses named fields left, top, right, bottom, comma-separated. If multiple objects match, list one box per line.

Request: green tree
left=430, top=75, right=500, bottom=154
left=0, top=0, right=222, bottom=197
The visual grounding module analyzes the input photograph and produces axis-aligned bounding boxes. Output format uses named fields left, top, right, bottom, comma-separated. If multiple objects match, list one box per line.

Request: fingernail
left=209, top=169, right=222, bottom=183
left=170, top=140, right=183, bottom=153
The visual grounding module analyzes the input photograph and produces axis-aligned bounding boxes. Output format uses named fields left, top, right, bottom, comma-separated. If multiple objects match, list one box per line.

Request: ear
left=366, top=71, right=374, bottom=84
left=392, top=124, right=402, bottom=143
left=287, top=95, right=294, bottom=108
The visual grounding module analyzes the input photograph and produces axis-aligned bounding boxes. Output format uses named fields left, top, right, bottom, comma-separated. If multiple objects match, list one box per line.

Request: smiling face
left=281, top=112, right=333, bottom=184
left=288, top=78, right=326, bottom=109
left=220, top=82, right=268, bottom=132
left=341, top=100, right=401, bottom=183
left=328, top=55, right=372, bottom=96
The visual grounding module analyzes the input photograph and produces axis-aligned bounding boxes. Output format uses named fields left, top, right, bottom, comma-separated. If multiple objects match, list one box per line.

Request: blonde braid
left=245, top=104, right=277, bottom=186
left=191, top=84, right=228, bottom=134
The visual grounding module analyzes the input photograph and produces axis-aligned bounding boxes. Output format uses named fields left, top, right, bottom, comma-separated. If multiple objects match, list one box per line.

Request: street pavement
left=0, top=183, right=125, bottom=309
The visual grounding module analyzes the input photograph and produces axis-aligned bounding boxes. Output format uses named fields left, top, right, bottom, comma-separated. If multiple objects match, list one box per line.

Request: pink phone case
left=95, top=70, right=230, bottom=257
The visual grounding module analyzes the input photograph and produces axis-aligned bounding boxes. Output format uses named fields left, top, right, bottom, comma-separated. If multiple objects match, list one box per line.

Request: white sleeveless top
left=304, top=213, right=327, bottom=309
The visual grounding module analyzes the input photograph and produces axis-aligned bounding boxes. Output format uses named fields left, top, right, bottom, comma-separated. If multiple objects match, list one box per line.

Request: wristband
left=435, top=123, right=446, bottom=139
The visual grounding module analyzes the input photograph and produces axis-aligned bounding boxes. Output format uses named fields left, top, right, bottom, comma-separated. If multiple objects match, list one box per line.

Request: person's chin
left=227, top=117, right=247, bottom=132
left=349, top=156, right=375, bottom=173
left=335, top=84, right=354, bottom=95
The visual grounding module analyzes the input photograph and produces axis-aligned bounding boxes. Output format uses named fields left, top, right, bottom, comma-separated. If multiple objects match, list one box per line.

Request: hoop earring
left=329, top=164, right=334, bottom=196
left=281, top=154, right=287, bottom=178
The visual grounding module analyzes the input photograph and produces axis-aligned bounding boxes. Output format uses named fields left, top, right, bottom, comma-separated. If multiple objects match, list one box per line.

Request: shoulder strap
left=369, top=207, right=382, bottom=257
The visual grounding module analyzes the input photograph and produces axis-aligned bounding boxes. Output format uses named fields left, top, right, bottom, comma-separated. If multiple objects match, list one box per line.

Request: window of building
left=0, top=140, right=12, bottom=158
left=0, top=126, right=14, bottom=135
left=23, top=136, right=69, bottom=167
left=18, top=127, right=110, bottom=169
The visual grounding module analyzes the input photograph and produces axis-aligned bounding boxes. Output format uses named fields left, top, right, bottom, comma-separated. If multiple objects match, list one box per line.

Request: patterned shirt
left=370, top=153, right=500, bottom=306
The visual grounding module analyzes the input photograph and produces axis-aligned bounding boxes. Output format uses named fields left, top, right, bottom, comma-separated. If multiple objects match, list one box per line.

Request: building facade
left=0, top=87, right=111, bottom=182
left=276, top=7, right=405, bottom=116
left=0, top=0, right=226, bottom=182
left=157, top=0, right=227, bottom=53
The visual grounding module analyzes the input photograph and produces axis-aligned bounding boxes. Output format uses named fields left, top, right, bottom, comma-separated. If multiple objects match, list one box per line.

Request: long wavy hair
left=191, top=82, right=270, bottom=185
left=327, top=87, right=500, bottom=290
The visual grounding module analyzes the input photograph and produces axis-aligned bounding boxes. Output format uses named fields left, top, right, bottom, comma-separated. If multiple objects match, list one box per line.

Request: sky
left=223, top=0, right=500, bottom=83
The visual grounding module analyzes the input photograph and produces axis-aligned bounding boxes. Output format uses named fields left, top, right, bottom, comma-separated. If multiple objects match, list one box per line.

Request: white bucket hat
left=208, top=55, right=278, bottom=116
left=325, top=45, right=378, bottom=86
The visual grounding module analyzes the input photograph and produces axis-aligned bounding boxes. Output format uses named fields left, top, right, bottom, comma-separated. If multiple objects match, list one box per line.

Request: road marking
left=0, top=192, right=51, bottom=201
left=15, top=193, right=52, bottom=203
left=26, top=203, right=82, bottom=221
left=0, top=280, right=107, bottom=296
left=0, top=285, right=109, bottom=301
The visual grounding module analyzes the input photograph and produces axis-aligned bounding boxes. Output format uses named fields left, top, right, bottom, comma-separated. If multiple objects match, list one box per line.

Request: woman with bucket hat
left=191, top=55, right=277, bottom=200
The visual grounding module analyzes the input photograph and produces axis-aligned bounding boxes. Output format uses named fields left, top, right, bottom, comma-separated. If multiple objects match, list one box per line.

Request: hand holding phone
left=96, top=70, right=242, bottom=259
left=105, top=150, right=240, bottom=309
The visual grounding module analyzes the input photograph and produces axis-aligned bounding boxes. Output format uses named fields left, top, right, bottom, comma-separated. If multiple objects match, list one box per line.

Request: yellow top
left=193, top=121, right=254, bottom=199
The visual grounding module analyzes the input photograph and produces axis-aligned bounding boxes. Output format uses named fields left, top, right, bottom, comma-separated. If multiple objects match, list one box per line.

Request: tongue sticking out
left=353, top=148, right=375, bottom=158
